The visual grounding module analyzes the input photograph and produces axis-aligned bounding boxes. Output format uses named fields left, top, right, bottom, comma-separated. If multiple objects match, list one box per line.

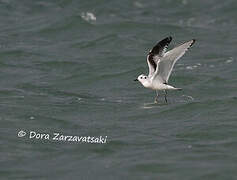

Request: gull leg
left=154, top=90, right=159, bottom=103
left=164, top=90, right=168, bottom=103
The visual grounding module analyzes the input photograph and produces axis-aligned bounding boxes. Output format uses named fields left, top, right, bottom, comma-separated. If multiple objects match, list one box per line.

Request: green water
left=1, top=0, right=237, bottom=179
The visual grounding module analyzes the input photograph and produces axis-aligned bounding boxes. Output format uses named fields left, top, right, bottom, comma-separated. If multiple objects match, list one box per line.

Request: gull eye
left=144, top=77, right=147, bottom=79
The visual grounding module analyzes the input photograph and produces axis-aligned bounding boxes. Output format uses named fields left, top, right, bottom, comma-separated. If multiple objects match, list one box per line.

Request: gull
left=134, top=36, right=196, bottom=103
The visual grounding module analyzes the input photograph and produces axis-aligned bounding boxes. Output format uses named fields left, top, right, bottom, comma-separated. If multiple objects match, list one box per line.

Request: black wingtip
left=150, top=36, right=173, bottom=54
left=190, top=39, right=196, bottom=47
left=166, top=36, right=172, bottom=43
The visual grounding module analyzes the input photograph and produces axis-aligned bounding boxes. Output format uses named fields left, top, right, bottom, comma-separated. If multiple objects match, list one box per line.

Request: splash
left=182, top=95, right=194, bottom=101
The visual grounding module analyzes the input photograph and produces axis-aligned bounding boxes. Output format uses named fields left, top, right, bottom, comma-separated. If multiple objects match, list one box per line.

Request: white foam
left=186, top=66, right=196, bottom=70
left=226, top=57, right=234, bottom=63
left=81, top=12, right=96, bottom=22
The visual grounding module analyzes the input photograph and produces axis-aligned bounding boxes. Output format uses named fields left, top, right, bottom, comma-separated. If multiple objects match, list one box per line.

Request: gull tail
left=165, top=84, right=182, bottom=91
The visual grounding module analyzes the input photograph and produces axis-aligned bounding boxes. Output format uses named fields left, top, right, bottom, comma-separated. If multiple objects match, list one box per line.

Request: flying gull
left=134, top=36, right=196, bottom=103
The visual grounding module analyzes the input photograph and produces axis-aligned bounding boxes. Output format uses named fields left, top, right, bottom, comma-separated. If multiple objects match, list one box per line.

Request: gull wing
left=146, top=37, right=172, bottom=77
left=153, top=39, right=196, bottom=83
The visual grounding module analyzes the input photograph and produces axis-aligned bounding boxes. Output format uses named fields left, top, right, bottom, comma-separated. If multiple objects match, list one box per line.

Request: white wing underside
left=152, top=39, right=195, bottom=83
left=147, top=55, right=159, bottom=77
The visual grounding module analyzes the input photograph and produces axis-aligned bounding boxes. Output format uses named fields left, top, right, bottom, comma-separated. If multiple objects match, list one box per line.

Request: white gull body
left=135, top=37, right=196, bottom=102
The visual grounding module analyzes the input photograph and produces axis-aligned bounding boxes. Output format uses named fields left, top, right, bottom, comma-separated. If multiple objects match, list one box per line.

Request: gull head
left=134, top=74, right=150, bottom=88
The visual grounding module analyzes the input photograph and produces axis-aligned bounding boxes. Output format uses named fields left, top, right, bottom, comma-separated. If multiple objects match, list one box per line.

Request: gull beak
left=134, top=79, right=138, bottom=81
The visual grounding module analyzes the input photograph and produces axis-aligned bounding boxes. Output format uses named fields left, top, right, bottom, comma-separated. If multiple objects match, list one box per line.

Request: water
left=1, top=0, right=237, bottom=179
